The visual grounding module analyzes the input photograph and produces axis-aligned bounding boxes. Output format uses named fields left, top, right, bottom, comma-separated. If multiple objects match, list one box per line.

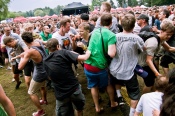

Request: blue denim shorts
left=84, top=68, right=109, bottom=89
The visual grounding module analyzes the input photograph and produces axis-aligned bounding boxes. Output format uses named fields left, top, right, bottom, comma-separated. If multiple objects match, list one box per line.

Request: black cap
left=137, top=14, right=149, bottom=22
left=80, top=13, right=89, bottom=21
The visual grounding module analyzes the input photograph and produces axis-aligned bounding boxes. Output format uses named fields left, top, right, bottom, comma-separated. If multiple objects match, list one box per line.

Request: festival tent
left=140, top=5, right=147, bottom=8
left=62, top=2, right=89, bottom=15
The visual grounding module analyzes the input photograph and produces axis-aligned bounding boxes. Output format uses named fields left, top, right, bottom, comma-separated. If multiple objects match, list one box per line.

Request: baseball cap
left=80, top=13, right=89, bottom=21
left=134, top=65, right=148, bottom=78
left=137, top=14, right=149, bottom=22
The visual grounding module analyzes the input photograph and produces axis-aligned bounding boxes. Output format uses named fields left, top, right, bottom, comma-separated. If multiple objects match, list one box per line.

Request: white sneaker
left=7, top=66, right=12, bottom=70
left=12, top=78, right=15, bottom=82
left=0, top=65, right=3, bottom=68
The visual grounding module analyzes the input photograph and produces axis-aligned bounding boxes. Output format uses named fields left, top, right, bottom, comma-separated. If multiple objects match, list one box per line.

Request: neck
left=123, top=30, right=133, bottom=33
left=59, top=29, right=65, bottom=36
left=44, top=32, right=48, bottom=37
left=103, top=26, right=110, bottom=29
left=84, top=34, right=90, bottom=41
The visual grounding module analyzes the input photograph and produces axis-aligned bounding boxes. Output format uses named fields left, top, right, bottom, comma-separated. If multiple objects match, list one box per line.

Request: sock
left=129, top=107, right=135, bottom=116
left=116, top=90, right=122, bottom=97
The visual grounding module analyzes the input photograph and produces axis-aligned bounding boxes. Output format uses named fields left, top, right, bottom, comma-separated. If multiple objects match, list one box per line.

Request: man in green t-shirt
left=84, top=13, right=117, bottom=113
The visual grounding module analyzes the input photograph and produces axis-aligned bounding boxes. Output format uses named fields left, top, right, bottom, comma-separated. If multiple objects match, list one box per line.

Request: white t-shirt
left=110, top=32, right=144, bottom=80
left=52, top=32, right=73, bottom=50
left=136, top=92, right=163, bottom=116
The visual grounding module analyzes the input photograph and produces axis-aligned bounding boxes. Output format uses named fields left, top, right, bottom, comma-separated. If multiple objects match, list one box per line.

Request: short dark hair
left=3, top=36, right=14, bottom=45
left=100, top=13, right=112, bottom=26
left=80, top=13, right=89, bottom=21
left=21, top=32, right=33, bottom=43
left=46, top=38, right=59, bottom=52
left=163, top=9, right=170, bottom=18
left=59, top=18, right=71, bottom=27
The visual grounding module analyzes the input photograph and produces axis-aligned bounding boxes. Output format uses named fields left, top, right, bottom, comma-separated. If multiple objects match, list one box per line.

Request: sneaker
left=32, top=109, right=46, bottom=116
left=39, top=100, right=48, bottom=105
left=118, top=97, right=125, bottom=106
left=6, top=66, right=12, bottom=70
left=12, top=78, right=15, bottom=82
left=15, top=81, right=22, bottom=89
left=0, top=65, right=3, bottom=68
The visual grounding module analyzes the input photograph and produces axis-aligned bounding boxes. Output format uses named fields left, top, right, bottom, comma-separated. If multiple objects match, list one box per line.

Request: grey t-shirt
left=13, top=40, right=27, bottom=63
left=136, top=92, right=163, bottom=116
left=95, top=16, right=119, bottom=34
left=138, top=37, right=159, bottom=67
left=110, top=33, right=144, bottom=80
left=1, top=33, right=22, bottom=65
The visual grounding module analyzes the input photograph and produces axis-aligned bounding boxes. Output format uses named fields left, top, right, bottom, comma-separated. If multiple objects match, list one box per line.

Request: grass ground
left=0, top=64, right=173, bottom=116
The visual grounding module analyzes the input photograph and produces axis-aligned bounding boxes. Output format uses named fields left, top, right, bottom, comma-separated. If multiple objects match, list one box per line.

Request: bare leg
left=162, top=67, right=169, bottom=76
left=30, top=94, right=42, bottom=110
left=91, top=87, right=101, bottom=112
left=107, top=84, right=118, bottom=107
left=24, top=76, right=31, bottom=89
left=40, top=87, right=47, bottom=101
left=75, top=110, right=83, bottom=116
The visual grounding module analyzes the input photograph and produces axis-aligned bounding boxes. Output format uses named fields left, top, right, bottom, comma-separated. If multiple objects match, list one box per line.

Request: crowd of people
left=0, top=2, right=175, bottom=116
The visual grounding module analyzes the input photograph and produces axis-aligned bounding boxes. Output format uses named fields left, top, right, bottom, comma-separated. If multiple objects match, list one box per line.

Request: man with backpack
left=138, top=19, right=175, bottom=93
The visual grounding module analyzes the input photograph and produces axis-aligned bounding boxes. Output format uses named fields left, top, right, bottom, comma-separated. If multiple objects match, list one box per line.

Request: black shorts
left=142, top=66, right=156, bottom=87
left=160, top=55, right=175, bottom=68
left=24, top=60, right=34, bottom=76
left=111, top=74, right=140, bottom=100
left=14, top=62, right=22, bottom=74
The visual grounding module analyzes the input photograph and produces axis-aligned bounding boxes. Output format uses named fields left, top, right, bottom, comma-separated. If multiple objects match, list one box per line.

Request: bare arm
left=78, top=50, right=91, bottom=61
left=146, top=55, right=161, bottom=77
left=134, top=112, right=140, bottom=116
left=161, top=41, right=175, bottom=52
left=108, top=44, right=116, bottom=58
left=0, top=85, right=16, bottom=116
left=18, top=51, right=30, bottom=70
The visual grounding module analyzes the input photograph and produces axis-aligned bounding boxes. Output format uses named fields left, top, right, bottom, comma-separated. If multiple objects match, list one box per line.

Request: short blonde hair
left=161, top=19, right=175, bottom=33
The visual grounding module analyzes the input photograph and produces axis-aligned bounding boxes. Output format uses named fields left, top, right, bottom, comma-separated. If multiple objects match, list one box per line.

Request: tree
left=0, top=0, right=10, bottom=20
left=116, top=0, right=124, bottom=7
left=90, top=0, right=107, bottom=10
left=34, top=9, right=45, bottom=16
left=110, top=0, right=116, bottom=8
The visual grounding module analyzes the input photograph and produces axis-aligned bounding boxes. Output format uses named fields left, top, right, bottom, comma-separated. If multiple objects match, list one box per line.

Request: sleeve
left=108, top=34, right=116, bottom=46
left=145, top=37, right=158, bottom=56
left=135, top=95, right=144, bottom=113
left=19, top=40, right=28, bottom=50
left=64, top=50, right=79, bottom=63
left=137, top=36, right=144, bottom=52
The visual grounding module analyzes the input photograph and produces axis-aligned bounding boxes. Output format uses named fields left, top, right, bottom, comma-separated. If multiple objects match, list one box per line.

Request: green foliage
left=110, top=0, right=116, bottom=8
left=90, top=0, right=107, bottom=10
left=0, top=0, right=10, bottom=20
left=34, top=9, right=45, bottom=16
left=117, top=0, right=123, bottom=7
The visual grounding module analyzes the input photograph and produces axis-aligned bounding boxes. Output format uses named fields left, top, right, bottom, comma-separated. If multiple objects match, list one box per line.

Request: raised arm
left=18, top=51, right=30, bottom=70
left=0, top=85, right=16, bottom=116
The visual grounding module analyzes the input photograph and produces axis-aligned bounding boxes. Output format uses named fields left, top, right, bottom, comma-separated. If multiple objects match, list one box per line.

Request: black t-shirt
left=44, top=49, right=79, bottom=100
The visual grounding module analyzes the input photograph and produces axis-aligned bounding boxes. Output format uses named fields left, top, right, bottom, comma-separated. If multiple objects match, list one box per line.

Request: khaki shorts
left=28, top=79, right=46, bottom=95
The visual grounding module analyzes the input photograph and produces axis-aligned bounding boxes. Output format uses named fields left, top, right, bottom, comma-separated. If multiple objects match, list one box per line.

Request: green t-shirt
left=0, top=106, right=7, bottom=116
left=85, top=28, right=116, bottom=69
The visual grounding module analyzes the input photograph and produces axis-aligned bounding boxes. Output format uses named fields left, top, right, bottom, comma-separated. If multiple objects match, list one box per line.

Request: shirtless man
left=19, top=32, right=48, bottom=116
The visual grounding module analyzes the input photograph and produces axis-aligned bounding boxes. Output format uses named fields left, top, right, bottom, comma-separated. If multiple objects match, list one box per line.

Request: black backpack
left=138, top=31, right=160, bottom=45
